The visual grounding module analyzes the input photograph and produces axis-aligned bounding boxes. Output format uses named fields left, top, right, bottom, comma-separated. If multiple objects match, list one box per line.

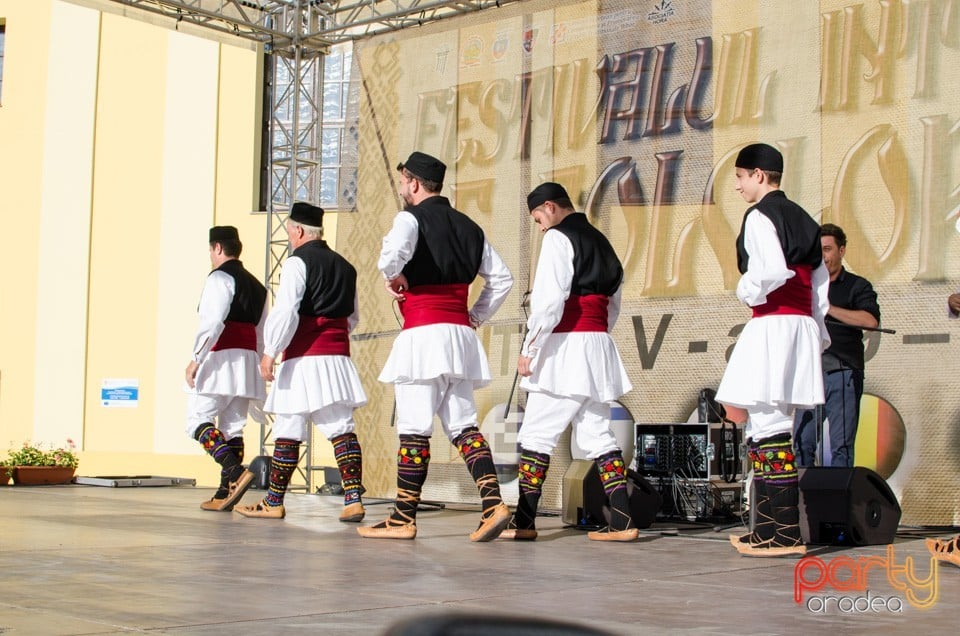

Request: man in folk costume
left=234, top=202, right=368, bottom=521
left=502, top=183, right=637, bottom=542
left=717, top=143, right=830, bottom=558
left=358, top=151, right=514, bottom=541
left=185, top=226, right=266, bottom=511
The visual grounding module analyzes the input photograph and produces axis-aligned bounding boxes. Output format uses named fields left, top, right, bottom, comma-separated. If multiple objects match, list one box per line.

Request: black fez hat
left=209, top=226, right=239, bottom=242
left=735, top=143, right=784, bottom=173
left=527, top=182, right=571, bottom=212
left=397, top=151, right=446, bottom=184
left=290, top=201, right=324, bottom=227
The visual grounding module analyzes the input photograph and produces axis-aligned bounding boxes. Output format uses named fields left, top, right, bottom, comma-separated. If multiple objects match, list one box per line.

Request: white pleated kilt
left=716, top=314, right=824, bottom=409
left=378, top=323, right=492, bottom=387
left=265, top=354, right=367, bottom=414
left=520, top=332, right=632, bottom=402
left=191, top=349, right=266, bottom=400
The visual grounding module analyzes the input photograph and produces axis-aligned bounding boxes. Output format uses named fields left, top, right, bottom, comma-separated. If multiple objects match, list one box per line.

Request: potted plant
left=8, top=440, right=80, bottom=485
left=0, top=458, right=12, bottom=485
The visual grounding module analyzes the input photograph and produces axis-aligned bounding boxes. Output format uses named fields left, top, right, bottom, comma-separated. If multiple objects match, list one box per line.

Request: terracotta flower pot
left=0, top=467, right=11, bottom=485
left=12, top=466, right=76, bottom=485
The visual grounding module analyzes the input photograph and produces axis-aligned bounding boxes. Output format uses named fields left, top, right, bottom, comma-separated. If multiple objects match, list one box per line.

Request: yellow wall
left=0, top=0, right=264, bottom=485
left=0, top=1, right=52, bottom=453
left=34, top=0, right=99, bottom=454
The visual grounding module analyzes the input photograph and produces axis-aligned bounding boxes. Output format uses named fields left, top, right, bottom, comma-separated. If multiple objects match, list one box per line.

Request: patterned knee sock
left=747, top=441, right=774, bottom=544
left=331, top=433, right=364, bottom=506
left=757, top=434, right=801, bottom=547
left=595, top=450, right=633, bottom=531
left=227, top=436, right=245, bottom=464
left=194, top=424, right=243, bottom=483
left=264, top=438, right=301, bottom=508
left=215, top=436, right=246, bottom=498
left=454, top=427, right=503, bottom=515
left=513, top=449, right=550, bottom=530
left=377, top=435, right=430, bottom=527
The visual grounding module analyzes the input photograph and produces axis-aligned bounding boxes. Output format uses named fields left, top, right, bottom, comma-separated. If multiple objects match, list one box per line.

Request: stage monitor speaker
left=248, top=455, right=272, bottom=490
left=561, top=459, right=660, bottom=529
left=798, top=467, right=901, bottom=546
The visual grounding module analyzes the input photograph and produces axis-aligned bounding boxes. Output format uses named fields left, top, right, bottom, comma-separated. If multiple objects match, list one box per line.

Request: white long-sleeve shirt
left=377, top=210, right=513, bottom=326
left=261, top=255, right=367, bottom=414
left=188, top=268, right=267, bottom=399
left=520, top=229, right=622, bottom=360
left=192, top=270, right=267, bottom=363
left=262, top=256, right=360, bottom=359
left=518, top=226, right=631, bottom=402
left=737, top=210, right=831, bottom=352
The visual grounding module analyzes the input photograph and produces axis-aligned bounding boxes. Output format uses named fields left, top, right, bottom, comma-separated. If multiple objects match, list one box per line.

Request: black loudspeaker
left=580, top=464, right=660, bottom=529
left=247, top=455, right=272, bottom=490
left=798, top=467, right=901, bottom=546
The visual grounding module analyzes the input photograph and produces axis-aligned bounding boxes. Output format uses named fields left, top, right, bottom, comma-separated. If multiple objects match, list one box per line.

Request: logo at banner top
left=461, top=35, right=483, bottom=68
left=522, top=27, right=537, bottom=55
left=492, top=33, right=510, bottom=62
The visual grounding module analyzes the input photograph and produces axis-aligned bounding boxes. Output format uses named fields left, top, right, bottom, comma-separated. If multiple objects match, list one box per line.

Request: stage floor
left=0, top=483, right=956, bottom=634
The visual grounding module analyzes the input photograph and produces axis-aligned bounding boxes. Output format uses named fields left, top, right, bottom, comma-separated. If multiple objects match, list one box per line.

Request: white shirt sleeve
left=348, top=293, right=360, bottom=333
left=263, top=257, right=307, bottom=359
left=521, top=230, right=574, bottom=361
left=608, top=284, right=623, bottom=332
left=378, top=211, right=418, bottom=280
left=256, top=296, right=268, bottom=354
left=192, top=270, right=234, bottom=362
left=811, top=261, right=831, bottom=352
left=735, top=210, right=795, bottom=307
left=469, top=240, right=513, bottom=326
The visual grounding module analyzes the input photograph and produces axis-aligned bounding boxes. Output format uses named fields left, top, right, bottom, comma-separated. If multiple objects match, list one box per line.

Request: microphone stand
left=824, top=317, right=896, bottom=335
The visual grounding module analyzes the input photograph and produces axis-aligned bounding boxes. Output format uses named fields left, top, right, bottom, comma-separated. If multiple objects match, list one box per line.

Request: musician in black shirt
left=794, top=224, right=880, bottom=467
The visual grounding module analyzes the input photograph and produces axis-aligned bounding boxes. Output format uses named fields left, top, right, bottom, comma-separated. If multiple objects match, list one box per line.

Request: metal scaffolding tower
left=102, top=1, right=522, bottom=45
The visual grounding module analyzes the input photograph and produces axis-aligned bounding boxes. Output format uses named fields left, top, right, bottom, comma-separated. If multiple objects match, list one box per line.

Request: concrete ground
left=0, top=483, right=956, bottom=635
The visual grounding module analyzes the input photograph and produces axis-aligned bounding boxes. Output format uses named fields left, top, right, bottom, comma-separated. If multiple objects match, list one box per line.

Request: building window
left=320, top=43, right=352, bottom=209
left=0, top=23, right=6, bottom=104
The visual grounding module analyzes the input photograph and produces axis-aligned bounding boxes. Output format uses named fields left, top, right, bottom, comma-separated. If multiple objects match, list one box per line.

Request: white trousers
left=185, top=394, right=249, bottom=440
left=393, top=376, right=478, bottom=441
left=271, top=402, right=356, bottom=441
left=517, top=390, right=620, bottom=459
left=747, top=404, right=796, bottom=442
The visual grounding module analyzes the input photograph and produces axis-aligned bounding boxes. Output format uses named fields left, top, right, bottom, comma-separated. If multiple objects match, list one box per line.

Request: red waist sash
left=752, top=265, right=813, bottom=318
left=283, top=316, right=350, bottom=360
left=211, top=321, right=257, bottom=351
left=555, top=294, right=609, bottom=333
left=400, top=284, right=471, bottom=330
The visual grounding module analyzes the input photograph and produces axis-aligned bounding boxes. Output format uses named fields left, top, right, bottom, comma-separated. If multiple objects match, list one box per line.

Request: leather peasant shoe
left=738, top=542, right=807, bottom=558
left=199, top=496, right=231, bottom=512
left=218, top=469, right=255, bottom=511
left=587, top=527, right=640, bottom=542
left=234, top=500, right=286, bottom=519
left=730, top=534, right=806, bottom=558
left=470, top=502, right=511, bottom=542
left=927, top=536, right=960, bottom=567
left=339, top=502, right=366, bottom=523
left=499, top=528, right=538, bottom=541
left=729, top=533, right=755, bottom=552
left=356, top=520, right=417, bottom=540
